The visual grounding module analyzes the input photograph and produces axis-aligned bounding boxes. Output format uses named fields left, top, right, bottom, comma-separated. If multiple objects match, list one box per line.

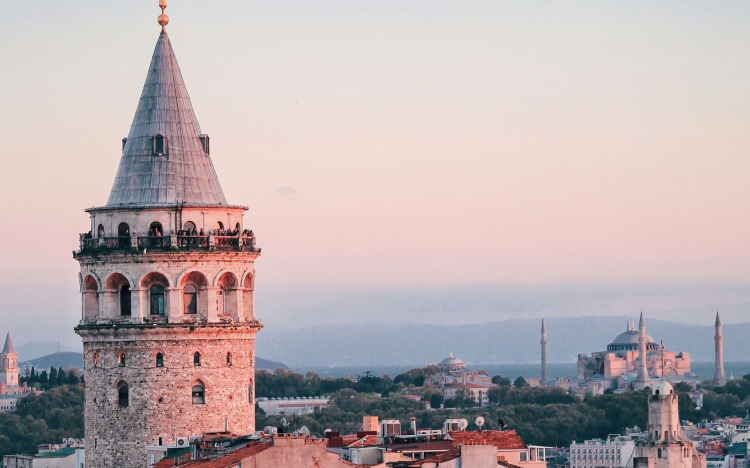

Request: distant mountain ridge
left=255, top=316, right=750, bottom=367
left=18, top=352, right=288, bottom=372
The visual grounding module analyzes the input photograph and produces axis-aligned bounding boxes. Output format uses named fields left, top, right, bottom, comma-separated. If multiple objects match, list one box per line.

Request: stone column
left=167, top=287, right=182, bottom=323
left=132, top=288, right=145, bottom=323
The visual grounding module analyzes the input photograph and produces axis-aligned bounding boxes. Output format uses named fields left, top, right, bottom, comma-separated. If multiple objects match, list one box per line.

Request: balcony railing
left=137, top=236, right=168, bottom=250
left=177, top=235, right=209, bottom=249
left=76, top=234, right=260, bottom=255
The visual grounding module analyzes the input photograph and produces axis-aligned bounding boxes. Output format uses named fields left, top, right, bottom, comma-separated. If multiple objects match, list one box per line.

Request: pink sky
left=0, top=1, right=749, bottom=343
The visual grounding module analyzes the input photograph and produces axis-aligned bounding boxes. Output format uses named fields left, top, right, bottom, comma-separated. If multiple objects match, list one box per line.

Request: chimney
left=362, top=415, right=378, bottom=432
left=410, top=417, right=417, bottom=435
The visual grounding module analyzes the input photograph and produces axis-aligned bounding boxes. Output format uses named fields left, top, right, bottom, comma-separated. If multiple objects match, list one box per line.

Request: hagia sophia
left=575, top=318, right=692, bottom=389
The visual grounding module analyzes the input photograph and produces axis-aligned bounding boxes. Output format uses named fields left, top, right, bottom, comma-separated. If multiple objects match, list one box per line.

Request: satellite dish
left=299, top=426, right=311, bottom=437
left=458, top=419, right=469, bottom=431
left=475, top=416, right=485, bottom=430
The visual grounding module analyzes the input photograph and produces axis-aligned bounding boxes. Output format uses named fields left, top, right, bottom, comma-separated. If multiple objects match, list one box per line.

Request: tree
left=492, top=375, right=511, bottom=386
left=514, top=377, right=528, bottom=388
left=430, top=393, right=444, bottom=409
left=49, top=367, right=58, bottom=385
left=56, top=367, right=65, bottom=386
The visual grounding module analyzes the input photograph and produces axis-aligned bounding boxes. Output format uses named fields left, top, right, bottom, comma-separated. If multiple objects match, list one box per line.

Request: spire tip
left=158, top=0, right=169, bottom=32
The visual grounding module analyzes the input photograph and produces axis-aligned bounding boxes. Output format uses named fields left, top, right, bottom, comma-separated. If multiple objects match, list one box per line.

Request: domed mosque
left=576, top=317, right=691, bottom=392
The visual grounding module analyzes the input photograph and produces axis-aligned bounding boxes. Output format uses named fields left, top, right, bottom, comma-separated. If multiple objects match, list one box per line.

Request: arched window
left=118, top=222, right=131, bottom=247
left=93, top=352, right=98, bottom=366
left=150, top=285, right=165, bottom=316
left=214, top=221, right=224, bottom=231
left=120, top=284, right=131, bottom=316
left=118, top=381, right=129, bottom=408
left=226, top=352, right=232, bottom=366
left=183, top=284, right=197, bottom=315
left=248, top=383, right=253, bottom=403
left=235, top=222, right=241, bottom=232
left=97, top=224, right=105, bottom=238
left=118, top=223, right=130, bottom=237
left=118, top=352, right=126, bottom=367
left=193, top=352, right=201, bottom=366
left=156, top=353, right=163, bottom=367
left=192, top=384, right=205, bottom=404
left=149, top=222, right=163, bottom=237
left=183, top=221, right=196, bottom=233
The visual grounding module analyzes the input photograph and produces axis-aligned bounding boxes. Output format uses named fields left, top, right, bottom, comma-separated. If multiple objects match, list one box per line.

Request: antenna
left=475, top=416, right=485, bottom=432
left=660, top=339, right=665, bottom=381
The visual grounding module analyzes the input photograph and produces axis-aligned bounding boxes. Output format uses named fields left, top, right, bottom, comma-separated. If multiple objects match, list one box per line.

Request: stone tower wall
left=79, top=324, right=259, bottom=468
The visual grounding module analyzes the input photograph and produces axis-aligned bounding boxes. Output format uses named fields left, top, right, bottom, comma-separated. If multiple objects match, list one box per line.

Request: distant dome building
left=575, top=317, right=691, bottom=392
left=437, top=353, right=466, bottom=373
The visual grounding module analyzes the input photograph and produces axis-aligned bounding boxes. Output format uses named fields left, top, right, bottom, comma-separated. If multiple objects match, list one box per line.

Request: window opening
left=156, top=353, right=164, bottom=367
left=183, top=284, right=197, bottom=315
left=150, top=285, right=165, bottom=316
left=194, top=352, right=201, bottom=366
left=120, top=285, right=131, bottom=316
left=118, top=381, right=129, bottom=408
left=118, top=352, right=126, bottom=366
left=192, top=384, right=205, bottom=404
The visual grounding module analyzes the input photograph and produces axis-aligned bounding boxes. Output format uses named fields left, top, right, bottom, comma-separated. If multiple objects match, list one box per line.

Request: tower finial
left=158, top=0, right=169, bottom=32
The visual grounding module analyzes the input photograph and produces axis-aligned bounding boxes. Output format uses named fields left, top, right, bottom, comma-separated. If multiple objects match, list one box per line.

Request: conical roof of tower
left=541, top=317, right=546, bottom=334
left=106, top=31, right=228, bottom=207
left=2, top=332, right=15, bottom=355
left=639, top=311, right=645, bottom=328
left=716, top=311, right=722, bottom=327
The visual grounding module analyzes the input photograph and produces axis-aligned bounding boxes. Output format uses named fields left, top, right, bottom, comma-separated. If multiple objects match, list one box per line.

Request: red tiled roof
left=380, top=440, right=454, bottom=453
left=152, top=441, right=272, bottom=468
left=448, top=430, right=527, bottom=450
left=346, top=435, right=380, bottom=448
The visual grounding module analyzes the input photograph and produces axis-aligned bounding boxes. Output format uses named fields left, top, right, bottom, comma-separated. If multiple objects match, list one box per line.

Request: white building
left=257, top=396, right=329, bottom=416
left=3, top=443, right=85, bottom=468
left=570, top=435, right=636, bottom=468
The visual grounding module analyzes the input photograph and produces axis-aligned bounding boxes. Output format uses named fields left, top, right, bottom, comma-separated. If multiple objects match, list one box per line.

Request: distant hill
left=256, top=357, right=288, bottom=371
left=255, top=316, right=750, bottom=367
left=19, top=352, right=287, bottom=372
left=15, top=342, right=80, bottom=361
left=21, top=352, right=83, bottom=370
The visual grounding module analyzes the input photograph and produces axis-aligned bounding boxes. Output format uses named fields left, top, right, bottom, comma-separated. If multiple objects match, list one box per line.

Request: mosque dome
left=607, top=325, right=659, bottom=352
left=439, top=353, right=465, bottom=367
left=437, top=353, right=466, bottom=372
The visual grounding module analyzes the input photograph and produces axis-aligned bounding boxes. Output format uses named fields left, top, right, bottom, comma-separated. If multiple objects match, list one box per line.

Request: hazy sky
left=1, top=1, right=749, bottom=346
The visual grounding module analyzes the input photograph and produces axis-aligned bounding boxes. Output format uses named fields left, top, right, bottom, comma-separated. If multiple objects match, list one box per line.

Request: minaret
left=0, top=332, right=19, bottom=387
left=634, top=311, right=651, bottom=390
left=540, top=317, right=547, bottom=386
left=74, top=3, right=261, bottom=467
left=714, top=311, right=726, bottom=385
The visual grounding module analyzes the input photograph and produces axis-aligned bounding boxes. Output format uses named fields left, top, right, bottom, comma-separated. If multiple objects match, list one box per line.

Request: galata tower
left=74, top=3, right=262, bottom=467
